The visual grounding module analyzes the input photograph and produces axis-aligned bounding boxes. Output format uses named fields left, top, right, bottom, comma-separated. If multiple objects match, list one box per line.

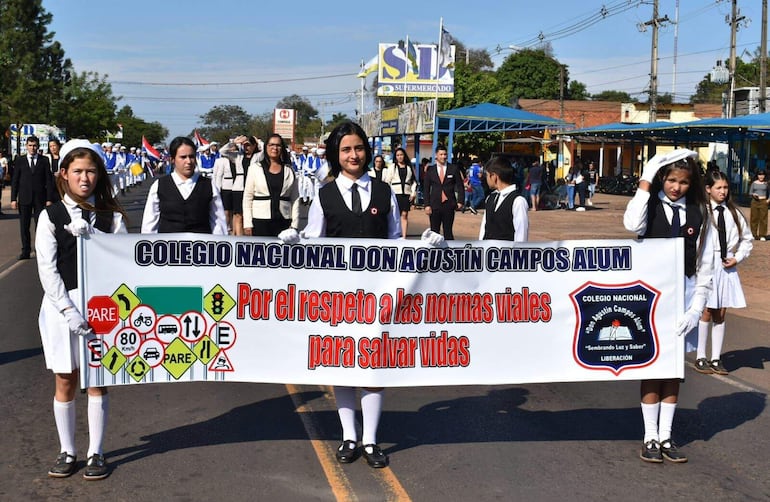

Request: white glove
left=278, top=228, right=300, bottom=244
left=63, top=218, right=92, bottom=236
left=421, top=229, right=447, bottom=248
left=640, top=149, right=698, bottom=184
left=64, top=309, right=93, bottom=337
left=675, top=308, right=701, bottom=337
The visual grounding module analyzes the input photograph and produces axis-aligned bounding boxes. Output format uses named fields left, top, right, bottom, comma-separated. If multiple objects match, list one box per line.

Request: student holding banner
left=35, top=139, right=128, bottom=480
left=623, top=149, right=714, bottom=464
left=301, top=121, right=402, bottom=468
left=141, top=136, right=227, bottom=235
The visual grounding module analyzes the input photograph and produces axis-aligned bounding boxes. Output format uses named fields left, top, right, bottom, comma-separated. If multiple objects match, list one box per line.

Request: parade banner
left=377, top=43, right=455, bottom=98
left=79, top=234, right=685, bottom=389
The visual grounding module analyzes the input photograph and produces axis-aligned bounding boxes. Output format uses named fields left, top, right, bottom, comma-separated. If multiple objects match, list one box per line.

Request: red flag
left=142, top=136, right=161, bottom=161
left=193, top=130, right=209, bottom=147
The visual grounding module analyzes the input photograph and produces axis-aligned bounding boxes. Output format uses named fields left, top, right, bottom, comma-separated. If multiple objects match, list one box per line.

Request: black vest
left=46, top=201, right=113, bottom=291
left=644, top=197, right=702, bottom=277
left=483, top=190, right=520, bottom=241
left=157, top=175, right=213, bottom=234
left=319, top=179, right=391, bottom=238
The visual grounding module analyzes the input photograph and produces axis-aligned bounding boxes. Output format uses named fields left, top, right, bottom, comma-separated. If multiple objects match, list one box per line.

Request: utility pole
left=727, top=0, right=746, bottom=118
left=761, top=0, right=768, bottom=113
left=639, top=0, right=669, bottom=123
left=558, top=65, right=565, bottom=174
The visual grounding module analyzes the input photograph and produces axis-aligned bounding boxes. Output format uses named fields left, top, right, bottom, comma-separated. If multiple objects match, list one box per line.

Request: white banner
left=79, top=234, right=684, bottom=388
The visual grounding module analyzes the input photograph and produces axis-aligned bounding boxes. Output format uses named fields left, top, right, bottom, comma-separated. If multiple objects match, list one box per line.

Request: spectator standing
left=0, top=151, right=7, bottom=215
left=586, top=161, right=598, bottom=206
left=748, top=170, right=769, bottom=240
left=526, top=160, right=543, bottom=211
left=467, top=160, right=484, bottom=214
left=423, top=145, right=464, bottom=239
left=11, top=135, right=57, bottom=259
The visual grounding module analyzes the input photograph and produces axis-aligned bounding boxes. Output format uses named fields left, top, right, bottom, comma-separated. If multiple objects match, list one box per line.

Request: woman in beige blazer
left=243, top=133, right=300, bottom=236
left=381, top=147, right=417, bottom=238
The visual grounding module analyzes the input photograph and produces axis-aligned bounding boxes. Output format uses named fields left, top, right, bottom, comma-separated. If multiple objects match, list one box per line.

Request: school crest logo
left=570, top=281, right=660, bottom=375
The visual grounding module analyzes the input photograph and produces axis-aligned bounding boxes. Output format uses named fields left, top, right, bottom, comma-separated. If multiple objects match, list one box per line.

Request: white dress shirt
left=302, top=173, right=402, bottom=239
left=478, top=184, right=529, bottom=241
left=141, top=171, right=228, bottom=234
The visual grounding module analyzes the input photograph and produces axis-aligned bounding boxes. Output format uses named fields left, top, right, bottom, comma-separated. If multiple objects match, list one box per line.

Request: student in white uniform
left=35, top=139, right=128, bottom=480
left=302, top=121, right=401, bottom=469
left=212, top=154, right=235, bottom=234
left=219, top=135, right=260, bottom=235
left=477, top=156, right=529, bottom=242
left=623, top=149, right=714, bottom=464
left=695, top=170, right=753, bottom=375
left=141, top=136, right=227, bottom=234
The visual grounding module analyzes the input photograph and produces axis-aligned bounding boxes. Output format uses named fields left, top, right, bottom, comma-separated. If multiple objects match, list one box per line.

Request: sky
left=43, top=0, right=767, bottom=141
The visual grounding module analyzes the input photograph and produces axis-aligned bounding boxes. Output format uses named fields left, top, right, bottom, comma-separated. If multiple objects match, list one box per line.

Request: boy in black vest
left=479, top=156, right=530, bottom=242
left=302, top=122, right=402, bottom=468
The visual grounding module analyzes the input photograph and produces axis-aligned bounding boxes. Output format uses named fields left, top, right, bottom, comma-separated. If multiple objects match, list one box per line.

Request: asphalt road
left=1, top=183, right=769, bottom=501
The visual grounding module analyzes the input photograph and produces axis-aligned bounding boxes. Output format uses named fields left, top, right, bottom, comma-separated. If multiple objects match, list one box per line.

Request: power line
left=111, top=72, right=356, bottom=87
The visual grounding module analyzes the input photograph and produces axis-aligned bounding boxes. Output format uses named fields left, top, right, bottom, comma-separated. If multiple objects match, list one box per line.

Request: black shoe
left=18, top=253, right=30, bottom=260
left=48, top=452, right=77, bottom=478
left=710, top=359, right=728, bottom=375
left=335, top=440, right=359, bottom=464
left=660, top=439, right=688, bottom=463
left=362, top=444, right=388, bottom=468
left=83, top=454, right=109, bottom=480
left=640, top=440, right=663, bottom=463
left=694, top=358, right=713, bottom=374
left=469, top=207, right=478, bottom=215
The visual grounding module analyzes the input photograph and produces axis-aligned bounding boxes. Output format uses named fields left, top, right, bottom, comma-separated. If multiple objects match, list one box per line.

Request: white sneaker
left=586, top=199, right=593, bottom=206
left=576, top=207, right=586, bottom=212
left=762, top=237, right=767, bottom=241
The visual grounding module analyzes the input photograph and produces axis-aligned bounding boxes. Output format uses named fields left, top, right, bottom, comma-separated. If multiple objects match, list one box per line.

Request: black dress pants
left=429, top=200, right=456, bottom=240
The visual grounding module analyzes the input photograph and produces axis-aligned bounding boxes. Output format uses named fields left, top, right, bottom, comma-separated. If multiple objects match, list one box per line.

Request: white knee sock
left=361, top=389, right=383, bottom=446
left=658, top=402, right=677, bottom=442
left=334, top=386, right=357, bottom=442
left=87, top=394, right=109, bottom=457
left=711, top=322, right=726, bottom=361
left=53, top=399, right=76, bottom=456
left=641, top=402, right=660, bottom=443
left=696, top=320, right=710, bottom=360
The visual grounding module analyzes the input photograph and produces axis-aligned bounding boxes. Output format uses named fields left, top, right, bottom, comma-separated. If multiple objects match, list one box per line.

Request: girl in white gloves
left=623, top=149, right=714, bottom=464
left=35, top=139, right=127, bottom=480
left=302, top=122, right=401, bottom=468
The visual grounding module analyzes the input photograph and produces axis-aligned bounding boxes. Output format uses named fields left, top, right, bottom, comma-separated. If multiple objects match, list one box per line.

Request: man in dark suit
left=10, top=135, right=57, bottom=259
left=423, top=145, right=464, bottom=240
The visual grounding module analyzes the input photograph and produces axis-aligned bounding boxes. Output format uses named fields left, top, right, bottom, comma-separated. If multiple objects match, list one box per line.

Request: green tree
left=50, top=71, right=117, bottom=140
left=326, top=112, right=351, bottom=133
left=592, top=90, right=632, bottom=102
left=115, top=105, right=168, bottom=147
left=567, top=80, right=589, bottom=100
left=0, top=0, right=73, bottom=135
left=247, top=112, right=274, bottom=144
left=496, top=49, right=565, bottom=100
left=197, top=105, right=253, bottom=142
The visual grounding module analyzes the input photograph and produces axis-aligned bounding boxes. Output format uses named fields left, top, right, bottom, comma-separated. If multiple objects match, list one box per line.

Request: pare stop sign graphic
left=87, top=296, right=120, bottom=334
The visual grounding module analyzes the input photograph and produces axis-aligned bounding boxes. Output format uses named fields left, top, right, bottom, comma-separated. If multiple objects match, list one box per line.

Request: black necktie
left=351, top=183, right=362, bottom=215
left=667, top=202, right=681, bottom=238
left=716, top=206, right=727, bottom=260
